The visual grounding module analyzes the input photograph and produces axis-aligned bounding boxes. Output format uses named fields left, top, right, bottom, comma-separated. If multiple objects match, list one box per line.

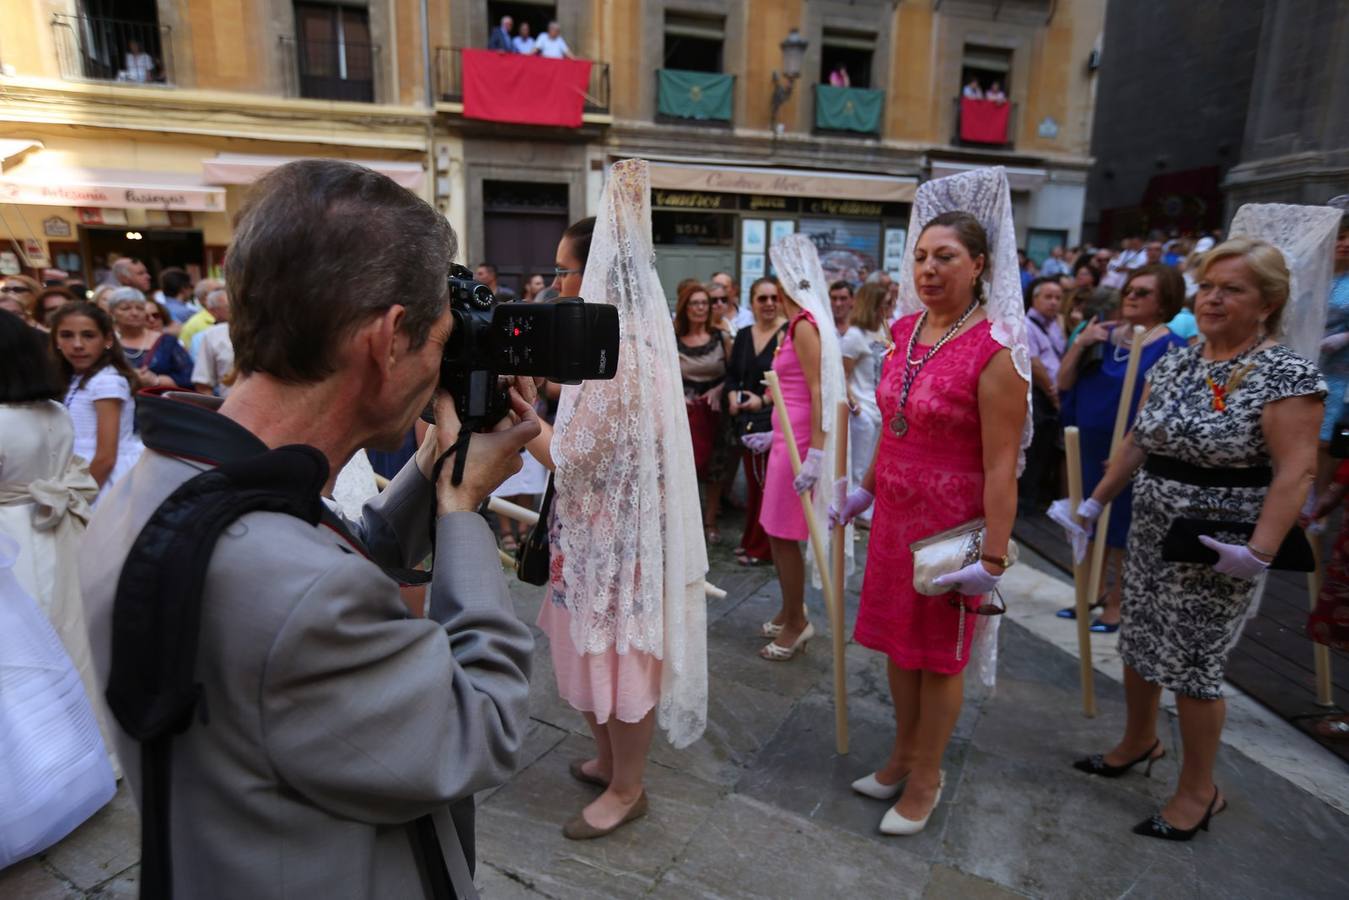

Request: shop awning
left=202, top=153, right=426, bottom=191
left=0, top=161, right=226, bottom=211
left=648, top=162, right=916, bottom=203
left=930, top=161, right=1047, bottom=191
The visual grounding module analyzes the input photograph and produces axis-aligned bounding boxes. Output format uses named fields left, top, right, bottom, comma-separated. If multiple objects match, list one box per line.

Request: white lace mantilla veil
left=550, top=159, right=708, bottom=748
left=768, top=234, right=855, bottom=586
left=895, top=166, right=1033, bottom=472
left=1228, top=203, right=1343, bottom=363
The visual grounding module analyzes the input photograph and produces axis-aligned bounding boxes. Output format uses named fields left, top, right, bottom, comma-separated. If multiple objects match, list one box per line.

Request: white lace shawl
left=1228, top=203, right=1343, bottom=363
left=550, top=159, right=708, bottom=748
left=895, top=166, right=1032, bottom=473
left=768, top=233, right=855, bottom=586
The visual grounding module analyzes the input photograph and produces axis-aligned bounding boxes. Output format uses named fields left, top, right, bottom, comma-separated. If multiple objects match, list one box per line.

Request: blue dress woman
left=1056, top=266, right=1188, bottom=631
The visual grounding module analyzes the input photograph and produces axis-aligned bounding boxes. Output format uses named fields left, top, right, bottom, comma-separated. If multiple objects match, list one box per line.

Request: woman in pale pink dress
left=519, top=163, right=708, bottom=841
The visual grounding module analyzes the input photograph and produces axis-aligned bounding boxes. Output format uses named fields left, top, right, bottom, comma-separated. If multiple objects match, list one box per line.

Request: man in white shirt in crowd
left=828, top=280, right=854, bottom=337
left=192, top=290, right=235, bottom=396
left=533, top=21, right=575, bottom=59
left=710, top=271, right=752, bottom=331
left=1102, top=235, right=1146, bottom=289
left=1039, top=245, right=1072, bottom=277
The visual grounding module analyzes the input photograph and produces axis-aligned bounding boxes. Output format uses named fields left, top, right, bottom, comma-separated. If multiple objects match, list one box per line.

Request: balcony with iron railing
left=434, top=47, right=610, bottom=115
left=279, top=36, right=379, bottom=103
left=51, top=13, right=174, bottom=85
left=953, top=96, right=1018, bottom=149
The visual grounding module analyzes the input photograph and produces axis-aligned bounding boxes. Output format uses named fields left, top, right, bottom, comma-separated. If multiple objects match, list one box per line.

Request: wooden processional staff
left=763, top=370, right=850, bottom=754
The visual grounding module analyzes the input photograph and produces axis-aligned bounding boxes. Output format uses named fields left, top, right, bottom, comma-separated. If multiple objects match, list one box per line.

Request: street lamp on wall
left=771, top=28, right=809, bottom=133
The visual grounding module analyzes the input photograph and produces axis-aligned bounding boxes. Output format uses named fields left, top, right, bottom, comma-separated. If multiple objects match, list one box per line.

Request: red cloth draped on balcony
left=462, top=49, right=593, bottom=128
left=959, top=97, right=1010, bottom=144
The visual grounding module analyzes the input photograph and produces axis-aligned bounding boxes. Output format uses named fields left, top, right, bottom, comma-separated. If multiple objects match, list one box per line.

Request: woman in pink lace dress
left=834, top=211, right=1026, bottom=835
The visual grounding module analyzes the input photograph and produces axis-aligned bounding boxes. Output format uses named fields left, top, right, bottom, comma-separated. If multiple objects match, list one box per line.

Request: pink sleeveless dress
left=759, top=311, right=817, bottom=541
left=855, top=314, right=1004, bottom=674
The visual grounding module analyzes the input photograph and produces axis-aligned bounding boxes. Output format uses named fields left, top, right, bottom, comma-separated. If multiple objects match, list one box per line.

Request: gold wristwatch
left=980, top=552, right=1013, bottom=570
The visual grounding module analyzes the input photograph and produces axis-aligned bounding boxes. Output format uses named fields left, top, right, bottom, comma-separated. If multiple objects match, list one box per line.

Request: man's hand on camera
left=429, top=389, right=542, bottom=516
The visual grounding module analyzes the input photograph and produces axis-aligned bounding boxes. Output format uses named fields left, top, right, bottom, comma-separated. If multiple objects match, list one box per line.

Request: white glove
left=1047, top=497, right=1104, bottom=564
left=932, top=560, right=1002, bottom=596
left=794, top=448, right=825, bottom=495
left=829, top=480, right=874, bottom=528
left=1198, top=535, right=1270, bottom=580
left=741, top=431, right=773, bottom=454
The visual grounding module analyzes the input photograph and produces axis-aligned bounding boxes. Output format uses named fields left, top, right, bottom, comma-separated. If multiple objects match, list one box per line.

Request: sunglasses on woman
left=947, top=590, right=1007, bottom=617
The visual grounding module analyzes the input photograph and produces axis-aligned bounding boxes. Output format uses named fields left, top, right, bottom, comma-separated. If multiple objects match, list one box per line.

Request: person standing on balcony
left=829, top=62, right=850, bottom=87
left=986, top=81, right=1008, bottom=104
left=512, top=21, right=536, bottom=55
left=962, top=77, right=984, bottom=99
left=488, top=16, right=515, bottom=52
left=122, top=39, right=154, bottom=83
left=534, top=21, right=576, bottom=60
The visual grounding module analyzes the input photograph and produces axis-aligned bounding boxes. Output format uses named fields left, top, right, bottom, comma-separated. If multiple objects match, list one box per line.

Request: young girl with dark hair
left=50, top=302, right=144, bottom=493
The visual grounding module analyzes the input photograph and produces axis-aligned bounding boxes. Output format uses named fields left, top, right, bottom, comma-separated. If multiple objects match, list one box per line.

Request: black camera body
left=439, top=264, right=620, bottom=427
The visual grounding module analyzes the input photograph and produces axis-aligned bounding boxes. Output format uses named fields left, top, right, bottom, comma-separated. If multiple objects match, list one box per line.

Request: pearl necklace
left=1111, top=323, right=1166, bottom=363
left=888, top=301, right=979, bottom=438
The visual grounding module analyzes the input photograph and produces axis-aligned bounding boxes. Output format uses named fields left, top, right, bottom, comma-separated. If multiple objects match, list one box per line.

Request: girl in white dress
left=0, top=313, right=117, bottom=775
left=50, top=303, right=144, bottom=497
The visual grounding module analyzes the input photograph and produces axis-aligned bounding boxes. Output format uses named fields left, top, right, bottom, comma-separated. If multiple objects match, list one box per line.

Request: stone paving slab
left=6, top=528, right=1348, bottom=900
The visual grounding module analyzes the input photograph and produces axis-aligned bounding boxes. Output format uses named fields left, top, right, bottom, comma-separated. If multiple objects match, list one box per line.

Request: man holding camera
left=80, top=160, right=538, bottom=899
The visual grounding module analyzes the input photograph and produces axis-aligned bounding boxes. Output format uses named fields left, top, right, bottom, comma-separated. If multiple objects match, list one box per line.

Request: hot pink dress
left=855, top=314, right=1004, bottom=674
left=759, top=311, right=817, bottom=541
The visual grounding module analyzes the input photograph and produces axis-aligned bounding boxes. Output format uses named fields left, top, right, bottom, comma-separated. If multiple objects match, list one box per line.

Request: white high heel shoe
left=760, top=620, right=784, bottom=638
left=879, top=771, right=945, bottom=836
left=851, top=771, right=907, bottom=800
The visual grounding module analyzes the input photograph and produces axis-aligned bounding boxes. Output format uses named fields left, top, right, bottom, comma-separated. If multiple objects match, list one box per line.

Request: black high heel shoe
left=1072, top=739, right=1164, bottom=778
left=1132, top=789, right=1225, bottom=841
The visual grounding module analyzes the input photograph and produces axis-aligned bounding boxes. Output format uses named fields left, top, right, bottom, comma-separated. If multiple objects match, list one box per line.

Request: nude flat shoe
left=568, top=759, right=610, bottom=789
left=562, top=792, right=648, bottom=840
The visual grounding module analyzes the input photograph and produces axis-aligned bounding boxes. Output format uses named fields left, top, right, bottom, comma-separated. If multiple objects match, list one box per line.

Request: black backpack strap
left=108, top=445, right=328, bottom=899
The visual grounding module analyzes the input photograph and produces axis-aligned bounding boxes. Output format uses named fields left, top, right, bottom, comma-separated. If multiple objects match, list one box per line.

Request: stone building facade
left=1, top=0, right=1107, bottom=294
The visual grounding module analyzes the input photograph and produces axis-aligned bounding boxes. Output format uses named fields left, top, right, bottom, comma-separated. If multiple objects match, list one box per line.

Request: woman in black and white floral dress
left=1068, top=238, right=1324, bottom=841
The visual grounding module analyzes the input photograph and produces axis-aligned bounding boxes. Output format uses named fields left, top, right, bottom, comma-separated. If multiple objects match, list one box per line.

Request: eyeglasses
left=1123, top=286, right=1154, bottom=299
left=711, top=297, right=728, bottom=305
left=553, top=266, right=582, bottom=277
left=946, top=590, right=1007, bottom=617
left=754, top=294, right=778, bottom=303
left=1, top=284, right=34, bottom=294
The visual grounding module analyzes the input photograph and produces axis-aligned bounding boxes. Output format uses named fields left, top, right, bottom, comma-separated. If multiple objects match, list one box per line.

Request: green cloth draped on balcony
left=658, top=69, right=733, bottom=121
left=815, top=85, right=883, bottom=133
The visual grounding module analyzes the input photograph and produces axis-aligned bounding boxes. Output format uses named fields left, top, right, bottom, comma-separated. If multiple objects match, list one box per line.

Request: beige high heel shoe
left=759, top=622, right=815, bottom=661
left=879, top=771, right=945, bottom=836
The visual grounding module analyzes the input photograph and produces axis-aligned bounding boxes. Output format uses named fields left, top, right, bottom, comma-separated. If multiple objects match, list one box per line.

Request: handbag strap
left=536, top=473, right=556, bottom=523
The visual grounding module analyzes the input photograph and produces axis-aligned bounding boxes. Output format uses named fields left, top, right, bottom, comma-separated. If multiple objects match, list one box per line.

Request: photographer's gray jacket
left=80, top=394, right=533, bottom=899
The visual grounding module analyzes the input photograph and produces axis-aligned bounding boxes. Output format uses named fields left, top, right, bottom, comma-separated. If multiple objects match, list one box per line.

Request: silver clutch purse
left=909, top=518, right=1019, bottom=596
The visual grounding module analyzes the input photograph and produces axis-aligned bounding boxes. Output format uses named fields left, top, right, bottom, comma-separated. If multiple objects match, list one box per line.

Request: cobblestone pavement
left=5, top=524, right=1347, bottom=899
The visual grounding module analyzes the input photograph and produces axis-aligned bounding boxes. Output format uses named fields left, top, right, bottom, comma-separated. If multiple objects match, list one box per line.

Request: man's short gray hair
left=106, top=286, right=146, bottom=310
left=111, top=258, right=137, bottom=282
left=194, top=278, right=224, bottom=304
left=205, top=289, right=229, bottom=312
left=226, top=160, right=457, bottom=383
